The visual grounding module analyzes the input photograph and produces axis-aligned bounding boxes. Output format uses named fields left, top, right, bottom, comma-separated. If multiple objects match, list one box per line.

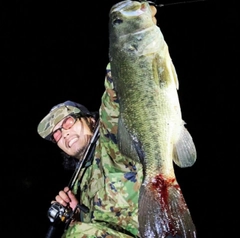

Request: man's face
left=52, top=116, right=93, bottom=159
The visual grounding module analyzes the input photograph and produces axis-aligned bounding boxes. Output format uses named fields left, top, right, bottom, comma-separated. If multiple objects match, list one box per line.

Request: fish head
left=109, top=0, right=155, bottom=40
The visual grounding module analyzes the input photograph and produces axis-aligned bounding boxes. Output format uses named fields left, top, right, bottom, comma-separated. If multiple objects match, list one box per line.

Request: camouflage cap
left=37, top=100, right=91, bottom=141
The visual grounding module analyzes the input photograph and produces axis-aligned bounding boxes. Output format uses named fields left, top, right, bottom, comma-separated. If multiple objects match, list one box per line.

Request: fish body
left=109, top=1, right=197, bottom=237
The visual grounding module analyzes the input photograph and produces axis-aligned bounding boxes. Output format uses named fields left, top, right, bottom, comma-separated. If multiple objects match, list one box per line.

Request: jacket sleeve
left=99, top=62, right=119, bottom=137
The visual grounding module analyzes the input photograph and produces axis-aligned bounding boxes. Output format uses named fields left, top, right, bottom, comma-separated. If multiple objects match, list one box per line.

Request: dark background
left=2, top=0, right=238, bottom=237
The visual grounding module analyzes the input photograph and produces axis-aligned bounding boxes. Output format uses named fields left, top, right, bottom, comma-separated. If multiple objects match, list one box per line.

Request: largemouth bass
left=108, top=1, right=197, bottom=237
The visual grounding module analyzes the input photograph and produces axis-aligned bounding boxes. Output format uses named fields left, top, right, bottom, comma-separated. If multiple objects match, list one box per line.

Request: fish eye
left=113, top=18, right=123, bottom=25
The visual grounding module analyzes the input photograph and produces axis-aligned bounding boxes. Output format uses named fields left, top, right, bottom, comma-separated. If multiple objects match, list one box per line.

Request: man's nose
left=61, top=128, right=70, bottom=138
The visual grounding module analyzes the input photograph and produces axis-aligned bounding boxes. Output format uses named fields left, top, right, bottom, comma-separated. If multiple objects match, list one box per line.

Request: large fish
left=108, top=1, right=197, bottom=237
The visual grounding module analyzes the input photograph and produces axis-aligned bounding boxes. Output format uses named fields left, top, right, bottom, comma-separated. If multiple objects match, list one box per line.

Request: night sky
left=2, top=0, right=238, bottom=237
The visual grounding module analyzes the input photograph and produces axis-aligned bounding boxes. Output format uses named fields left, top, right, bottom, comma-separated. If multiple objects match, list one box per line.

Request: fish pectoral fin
left=156, top=42, right=179, bottom=89
left=117, top=117, right=142, bottom=163
left=173, top=126, right=197, bottom=168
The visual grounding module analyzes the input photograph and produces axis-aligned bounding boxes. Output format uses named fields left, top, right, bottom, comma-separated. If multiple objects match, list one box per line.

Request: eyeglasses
left=51, top=114, right=78, bottom=143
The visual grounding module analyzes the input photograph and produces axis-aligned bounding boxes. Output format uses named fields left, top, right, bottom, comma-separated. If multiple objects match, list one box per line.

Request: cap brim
left=37, top=105, right=80, bottom=140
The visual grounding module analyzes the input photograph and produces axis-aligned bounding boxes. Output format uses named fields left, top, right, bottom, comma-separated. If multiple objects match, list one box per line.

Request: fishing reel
left=47, top=202, right=72, bottom=224
left=47, top=201, right=90, bottom=224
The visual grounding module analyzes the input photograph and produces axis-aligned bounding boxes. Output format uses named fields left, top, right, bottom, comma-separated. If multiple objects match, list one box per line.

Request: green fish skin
left=109, top=1, right=197, bottom=237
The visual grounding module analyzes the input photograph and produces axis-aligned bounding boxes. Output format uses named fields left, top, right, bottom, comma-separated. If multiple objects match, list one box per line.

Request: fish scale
left=109, top=1, right=197, bottom=237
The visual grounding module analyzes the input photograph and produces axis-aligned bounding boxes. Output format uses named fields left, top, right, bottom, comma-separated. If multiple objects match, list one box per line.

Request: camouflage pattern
left=61, top=63, right=143, bottom=238
left=37, top=104, right=80, bottom=140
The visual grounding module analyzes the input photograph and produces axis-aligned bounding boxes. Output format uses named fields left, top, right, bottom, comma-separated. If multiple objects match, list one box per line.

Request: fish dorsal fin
left=173, top=126, right=197, bottom=168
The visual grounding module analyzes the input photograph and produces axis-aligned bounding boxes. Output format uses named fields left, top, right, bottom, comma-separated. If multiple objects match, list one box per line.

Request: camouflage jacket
left=62, top=64, right=143, bottom=238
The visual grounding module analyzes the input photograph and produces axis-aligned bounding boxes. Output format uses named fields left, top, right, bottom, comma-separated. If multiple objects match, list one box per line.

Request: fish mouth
left=110, top=0, right=148, bottom=17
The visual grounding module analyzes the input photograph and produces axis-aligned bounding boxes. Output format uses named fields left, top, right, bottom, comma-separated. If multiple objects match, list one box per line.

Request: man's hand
left=150, top=5, right=157, bottom=25
left=54, top=186, right=78, bottom=211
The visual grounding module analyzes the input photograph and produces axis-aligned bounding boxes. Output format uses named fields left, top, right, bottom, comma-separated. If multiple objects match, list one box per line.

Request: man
left=38, top=66, right=143, bottom=238
left=37, top=4, right=157, bottom=238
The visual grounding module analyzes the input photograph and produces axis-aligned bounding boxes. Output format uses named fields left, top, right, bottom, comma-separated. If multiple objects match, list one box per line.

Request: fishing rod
left=45, top=120, right=100, bottom=238
left=67, top=120, right=100, bottom=190
left=145, top=0, right=206, bottom=7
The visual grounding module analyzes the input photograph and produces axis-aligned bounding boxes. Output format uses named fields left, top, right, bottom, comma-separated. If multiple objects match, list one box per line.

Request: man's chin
left=71, top=146, right=87, bottom=160
left=70, top=135, right=92, bottom=159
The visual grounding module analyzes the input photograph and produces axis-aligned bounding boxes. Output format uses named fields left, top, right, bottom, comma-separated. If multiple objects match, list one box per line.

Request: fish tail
left=138, top=175, right=197, bottom=238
